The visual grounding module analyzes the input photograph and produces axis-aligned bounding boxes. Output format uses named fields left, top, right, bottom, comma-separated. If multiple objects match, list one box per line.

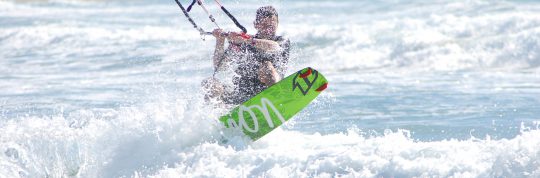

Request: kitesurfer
left=202, top=6, right=290, bottom=105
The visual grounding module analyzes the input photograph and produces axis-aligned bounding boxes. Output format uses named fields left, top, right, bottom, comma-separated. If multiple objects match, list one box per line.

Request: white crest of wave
left=0, top=93, right=223, bottom=177
left=150, top=128, right=540, bottom=178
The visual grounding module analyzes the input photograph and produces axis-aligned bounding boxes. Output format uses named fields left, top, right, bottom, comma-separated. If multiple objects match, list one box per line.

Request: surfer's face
left=254, top=15, right=278, bottom=37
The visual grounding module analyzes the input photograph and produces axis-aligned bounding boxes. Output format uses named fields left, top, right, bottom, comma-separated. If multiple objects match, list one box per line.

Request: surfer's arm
left=227, top=33, right=281, bottom=53
left=250, top=38, right=280, bottom=52
left=212, top=29, right=229, bottom=71
left=258, top=61, right=281, bottom=86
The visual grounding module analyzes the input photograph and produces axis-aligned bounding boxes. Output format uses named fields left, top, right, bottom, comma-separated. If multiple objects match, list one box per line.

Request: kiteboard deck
left=219, top=67, right=328, bottom=141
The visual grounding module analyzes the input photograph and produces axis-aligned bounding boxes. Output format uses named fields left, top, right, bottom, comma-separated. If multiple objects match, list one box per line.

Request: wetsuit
left=222, top=35, right=290, bottom=104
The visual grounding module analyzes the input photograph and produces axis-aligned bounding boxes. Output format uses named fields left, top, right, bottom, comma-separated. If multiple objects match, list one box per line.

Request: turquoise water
left=1, top=0, right=540, bottom=177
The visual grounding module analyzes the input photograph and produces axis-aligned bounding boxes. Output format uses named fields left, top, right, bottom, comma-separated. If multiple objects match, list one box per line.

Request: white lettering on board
left=227, top=98, right=286, bottom=133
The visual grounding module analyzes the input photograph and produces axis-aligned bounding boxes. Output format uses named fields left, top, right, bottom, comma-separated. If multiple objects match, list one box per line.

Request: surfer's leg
left=221, top=90, right=244, bottom=105
left=201, top=77, right=225, bottom=101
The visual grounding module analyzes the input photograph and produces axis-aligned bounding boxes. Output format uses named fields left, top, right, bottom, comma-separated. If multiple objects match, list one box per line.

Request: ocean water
left=1, top=0, right=540, bottom=177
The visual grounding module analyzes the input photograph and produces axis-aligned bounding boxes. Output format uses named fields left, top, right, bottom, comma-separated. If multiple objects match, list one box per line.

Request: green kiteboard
left=219, top=67, right=328, bottom=141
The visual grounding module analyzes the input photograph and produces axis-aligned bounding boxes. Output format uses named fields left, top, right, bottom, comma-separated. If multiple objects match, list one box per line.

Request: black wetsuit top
left=223, top=35, right=290, bottom=104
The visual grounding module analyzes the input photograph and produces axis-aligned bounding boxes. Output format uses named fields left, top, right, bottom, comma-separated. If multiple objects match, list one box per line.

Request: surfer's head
left=254, top=6, right=278, bottom=38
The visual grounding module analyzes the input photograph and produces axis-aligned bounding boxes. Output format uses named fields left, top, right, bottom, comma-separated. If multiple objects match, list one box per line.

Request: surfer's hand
left=213, top=29, right=226, bottom=41
left=227, top=32, right=249, bottom=44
